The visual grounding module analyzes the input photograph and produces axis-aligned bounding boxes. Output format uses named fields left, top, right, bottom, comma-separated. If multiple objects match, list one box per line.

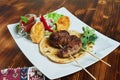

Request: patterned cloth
left=0, top=67, right=49, bottom=80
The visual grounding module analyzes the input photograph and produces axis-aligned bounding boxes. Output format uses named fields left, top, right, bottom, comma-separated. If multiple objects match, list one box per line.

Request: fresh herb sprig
left=81, top=27, right=97, bottom=48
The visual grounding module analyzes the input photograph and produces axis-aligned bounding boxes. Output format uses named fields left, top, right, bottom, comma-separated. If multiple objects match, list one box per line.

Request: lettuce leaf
left=45, top=12, right=63, bottom=23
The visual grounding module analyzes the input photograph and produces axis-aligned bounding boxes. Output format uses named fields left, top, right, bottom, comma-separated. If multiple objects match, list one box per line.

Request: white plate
left=7, top=7, right=120, bottom=79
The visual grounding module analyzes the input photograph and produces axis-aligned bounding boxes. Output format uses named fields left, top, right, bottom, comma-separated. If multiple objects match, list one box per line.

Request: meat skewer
left=48, top=30, right=111, bottom=80
left=49, top=30, right=111, bottom=67
left=49, top=30, right=70, bottom=48
left=81, top=48, right=111, bottom=67
left=57, top=35, right=82, bottom=58
left=68, top=53, right=96, bottom=80
left=58, top=44, right=96, bottom=80
left=57, top=44, right=96, bottom=79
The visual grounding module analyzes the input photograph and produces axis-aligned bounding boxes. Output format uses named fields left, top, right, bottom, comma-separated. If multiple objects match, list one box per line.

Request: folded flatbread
left=39, top=30, right=93, bottom=63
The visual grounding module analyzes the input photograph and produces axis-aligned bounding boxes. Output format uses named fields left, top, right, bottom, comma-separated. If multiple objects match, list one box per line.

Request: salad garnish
left=40, top=12, right=64, bottom=36
left=20, top=16, right=28, bottom=23
left=45, top=12, right=63, bottom=23
left=16, top=14, right=37, bottom=37
left=81, top=27, right=97, bottom=48
left=15, top=12, right=68, bottom=44
left=40, top=15, right=53, bottom=32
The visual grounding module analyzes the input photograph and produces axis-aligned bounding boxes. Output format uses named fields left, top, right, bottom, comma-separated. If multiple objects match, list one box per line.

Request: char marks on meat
left=49, top=30, right=71, bottom=48
left=57, top=35, right=82, bottom=58
left=49, top=30, right=82, bottom=58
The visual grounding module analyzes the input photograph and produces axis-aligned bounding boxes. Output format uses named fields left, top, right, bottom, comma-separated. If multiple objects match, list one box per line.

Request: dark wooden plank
left=0, top=0, right=120, bottom=80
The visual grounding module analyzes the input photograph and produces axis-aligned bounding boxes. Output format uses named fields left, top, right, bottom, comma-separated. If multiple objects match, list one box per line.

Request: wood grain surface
left=0, top=0, right=120, bottom=80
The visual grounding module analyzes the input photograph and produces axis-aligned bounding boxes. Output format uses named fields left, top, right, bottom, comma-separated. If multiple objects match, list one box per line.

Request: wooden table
left=0, top=0, right=120, bottom=80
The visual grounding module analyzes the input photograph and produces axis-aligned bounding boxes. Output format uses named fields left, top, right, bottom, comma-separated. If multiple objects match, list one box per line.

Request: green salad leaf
left=20, top=16, right=28, bottom=23
left=45, top=12, right=63, bottom=23
left=81, top=27, right=97, bottom=48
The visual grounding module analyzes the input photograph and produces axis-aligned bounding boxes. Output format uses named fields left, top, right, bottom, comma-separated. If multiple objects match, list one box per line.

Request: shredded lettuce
left=44, top=12, right=63, bottom=23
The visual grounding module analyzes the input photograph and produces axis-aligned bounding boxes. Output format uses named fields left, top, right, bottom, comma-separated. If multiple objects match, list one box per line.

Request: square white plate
left=7, top=7, right=120, bottom=79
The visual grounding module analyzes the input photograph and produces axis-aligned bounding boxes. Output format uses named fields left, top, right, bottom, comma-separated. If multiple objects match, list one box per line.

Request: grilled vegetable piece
left=30, top=22, right=45, bottom=44
left=56, top=16, right=70, bottom=31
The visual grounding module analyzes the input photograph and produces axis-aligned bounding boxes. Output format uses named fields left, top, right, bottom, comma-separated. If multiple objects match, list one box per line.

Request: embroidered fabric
left=0, top=67, right=47, bottom=80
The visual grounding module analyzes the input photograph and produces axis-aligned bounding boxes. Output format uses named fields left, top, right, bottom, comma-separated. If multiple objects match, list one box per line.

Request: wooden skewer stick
left=81, top=48, right=111, bottom=67
left=59, top=44, right=96, bottom=80
left=69, top=53, right=96, bottom=80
